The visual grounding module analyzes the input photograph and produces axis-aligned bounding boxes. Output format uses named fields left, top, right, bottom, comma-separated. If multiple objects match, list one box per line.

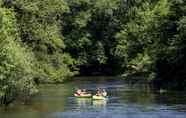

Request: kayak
left=92, top=95, right=107, bottom=100
left=74, top=93, right=92, bottom=98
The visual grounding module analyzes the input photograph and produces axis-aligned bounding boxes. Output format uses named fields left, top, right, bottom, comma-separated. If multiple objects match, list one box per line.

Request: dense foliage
left=0, top=0, right=76, bottom=105
left=0, top=5, right=37, bottom=104
left=114, top=0, right=186, bottom=90
left=0, top=0, right=186, bottom=105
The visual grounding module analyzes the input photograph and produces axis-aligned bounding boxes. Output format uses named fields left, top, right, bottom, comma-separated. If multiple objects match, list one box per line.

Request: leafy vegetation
left=114, top=0, right=186, bottom=90
left=0, top=6, right=37, bottom=105
left=0, top=0, right=76, bottom=105
left=0, top=0, right=186, bottom=105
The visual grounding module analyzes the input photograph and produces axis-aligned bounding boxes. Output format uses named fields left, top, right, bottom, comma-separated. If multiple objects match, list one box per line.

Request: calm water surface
left=1, top=76, right=186, bottom=118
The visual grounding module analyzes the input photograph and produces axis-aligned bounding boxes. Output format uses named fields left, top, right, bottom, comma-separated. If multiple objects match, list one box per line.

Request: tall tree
left=0, top=5, right=37, bottom=105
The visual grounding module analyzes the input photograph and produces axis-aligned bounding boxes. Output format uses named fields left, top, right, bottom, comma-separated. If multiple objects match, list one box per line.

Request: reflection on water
left=92, top=99, right=107, bottom=107
left=1, top=76, right=186, bottom=118
left=76, top=98, right=92, bottom=110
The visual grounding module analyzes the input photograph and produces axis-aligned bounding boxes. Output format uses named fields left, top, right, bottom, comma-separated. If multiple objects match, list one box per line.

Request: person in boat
left=82, top=89, right=87, bottom=94
left=102, top=89, right=107, bottom=97
left=82, top=89, right=92, bottom=96
left=74, top=89, right=82, bottom=96
left=96, top=88, right=102, bottom=96
left=96, top=88, right=107, bottom=97
left=74, top=89, right=91, bottom=97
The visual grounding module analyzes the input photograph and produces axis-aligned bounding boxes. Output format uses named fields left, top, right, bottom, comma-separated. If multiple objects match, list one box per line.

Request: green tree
left=4, top=0, right=77, bottom=82
left=0, top=6, right=37, bottom=105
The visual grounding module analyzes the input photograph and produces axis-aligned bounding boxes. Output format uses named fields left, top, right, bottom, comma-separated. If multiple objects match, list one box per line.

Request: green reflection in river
left=0, top=76, right=186, bottom=118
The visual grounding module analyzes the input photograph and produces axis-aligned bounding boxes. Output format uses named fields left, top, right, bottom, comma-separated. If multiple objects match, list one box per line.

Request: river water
left=0, top=76, right=186, bottom=118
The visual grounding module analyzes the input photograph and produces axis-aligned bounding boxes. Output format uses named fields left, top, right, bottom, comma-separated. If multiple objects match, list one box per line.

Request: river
left=0, top=76, right=186, bottom=118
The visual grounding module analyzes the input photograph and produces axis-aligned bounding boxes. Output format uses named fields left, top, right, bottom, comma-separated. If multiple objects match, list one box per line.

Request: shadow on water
left=1, top=76, right=186, bottom=118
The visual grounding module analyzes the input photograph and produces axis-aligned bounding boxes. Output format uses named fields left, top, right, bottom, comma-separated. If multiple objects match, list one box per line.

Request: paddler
left=82, top=89, right=87, bottom=95
left=74, top=89, right=82, bottom=96
left=96, top=88, right=102, bottom=96
left=102, top=89, right=107, bottom=97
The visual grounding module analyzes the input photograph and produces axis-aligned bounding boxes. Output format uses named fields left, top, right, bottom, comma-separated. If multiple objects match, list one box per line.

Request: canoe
left=92, top=95, right=107, bottom=100
left=74, top=93, right=92, bottom=98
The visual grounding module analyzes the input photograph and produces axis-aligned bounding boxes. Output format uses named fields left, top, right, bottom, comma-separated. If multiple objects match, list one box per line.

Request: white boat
left=92, top=95, right=107, bottom=100
left=74, top=93, right=92, bottom=98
